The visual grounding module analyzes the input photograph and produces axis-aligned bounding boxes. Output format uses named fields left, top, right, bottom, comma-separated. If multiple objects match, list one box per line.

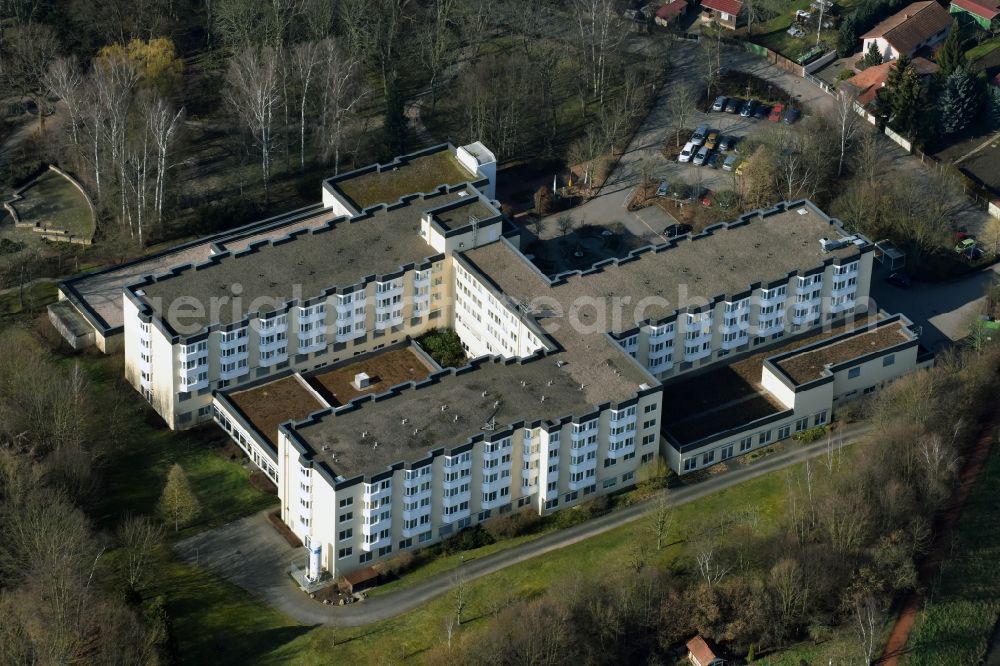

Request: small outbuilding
left=686, top=635, right=726, bottom=666
left=340, top=566, right=379, bottom=594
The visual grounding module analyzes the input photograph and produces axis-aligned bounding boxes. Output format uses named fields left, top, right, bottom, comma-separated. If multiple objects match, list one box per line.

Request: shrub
left=441, top=525, right=495, bottom=554
left=3, top=160, right=46, bottom=190
left=484, top=508, right=543, bottom=540
left=375, top=550, right=417, bottom=577
left=793, top=425, right=829, bottom=443
left=416, top=328, right=466, bottom=367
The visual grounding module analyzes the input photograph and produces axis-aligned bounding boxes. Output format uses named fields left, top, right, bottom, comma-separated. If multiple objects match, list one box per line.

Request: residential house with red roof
left=701, top=0, right=743, bottom=29
left=950, top=0, right=1000, bottom=29
left=655, top=0, right=689, bottom=26
left=841, top=56, right=939, bottom=109
left=861, top=1, right=952, bottom=62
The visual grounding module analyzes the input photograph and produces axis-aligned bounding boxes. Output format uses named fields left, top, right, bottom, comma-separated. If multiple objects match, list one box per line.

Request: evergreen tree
left=884, top=56, right=919, bottom=136
left=939, top=64, right=985, bottom=135
left=861, top=41, right=883, bottom=69
left=158, top=463, right=201, bottom=532
left=986, top=84, right=1000, bottom=128
left=381, top=77, right=408, bottom=160
left=838, top=13, right=859, bottom=58
left=935, top=24, right=966, bottom=79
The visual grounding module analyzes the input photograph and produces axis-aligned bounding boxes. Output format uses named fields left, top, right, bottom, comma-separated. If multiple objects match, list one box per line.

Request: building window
left=848, top=367, right=861, bottom=379
left=338, top=547, right=353, bottom=559
left=339, top=511, right=353, bottom=523
left=359, top=552, right=373, bottom=564
left=795, top=417, right=809, bottom=432
left=702, top=450, right=715, bottom=465
left=883, top=354, right=895, bottom=367
left=739, top=436, right=752, bottom=452
left=338, top=529, right=353, bottom=541
left=721, top=445, right=733, bottom=460
left=338, top=497, right=353, bottom=508
left=777, top=425, right=791, bottom=439
left=683, top=458, right=697, bottom=471
left=815, top=411, right=828, bottom=426
left=758, top=431, right=772, bottom=444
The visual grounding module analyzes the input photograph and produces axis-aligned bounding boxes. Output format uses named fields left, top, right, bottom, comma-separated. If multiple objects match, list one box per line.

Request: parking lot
left=659, top=96, right=802, bottom=202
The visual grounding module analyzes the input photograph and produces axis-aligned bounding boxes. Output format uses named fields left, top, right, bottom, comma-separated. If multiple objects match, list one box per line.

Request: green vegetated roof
left=334, top=150, right=474, bottom=210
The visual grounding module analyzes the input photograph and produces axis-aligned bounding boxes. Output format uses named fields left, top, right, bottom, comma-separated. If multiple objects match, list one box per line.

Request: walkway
left=175, top=421, right=872, bottom=628
left=878, top=411, right=999, bottom=665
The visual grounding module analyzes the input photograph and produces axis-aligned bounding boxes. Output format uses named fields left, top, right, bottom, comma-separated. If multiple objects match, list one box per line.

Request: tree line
left=0, top=325, right=202, bottom=663
left=421, top=345, right=1000, bottom=665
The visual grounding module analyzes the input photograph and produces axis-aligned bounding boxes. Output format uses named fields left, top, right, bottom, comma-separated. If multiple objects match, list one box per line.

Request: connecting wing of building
left=50, top=143, right=932, bottom=583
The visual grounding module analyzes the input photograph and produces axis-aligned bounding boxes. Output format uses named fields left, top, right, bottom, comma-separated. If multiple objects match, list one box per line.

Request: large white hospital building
left=51, top=142, right=931, bottom=582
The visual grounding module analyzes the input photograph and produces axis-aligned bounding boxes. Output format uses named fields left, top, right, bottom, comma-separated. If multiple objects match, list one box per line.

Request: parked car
left=783, top=107, right=801, bottom=124
left=769, top=103, right=784, bottom=122
left=740, top=99, right=757, bottom=118
left=691, top=124, right=709, bottom=146
left=712, top=95, right=728, bottom=112
left=665, top=223, right=693, bottom=237
left=656, top=181, right=670, bottom=197
left=706, top=152, right=723, bottom=169
left=955, top=238, right=977, bottom=254
left=718, top=135, right=736, bottom=151
left=723, top=154, right=740, bottom=171
left=678, top=141, right=696, bottom=163
left=693, top=145, right=711, bottom=166
left=753, top=104, right=770, bottom=120
left=725, top=97, right=742, bottom=113
left=884, top=272, right=912, bottom=289
left=705, top=130, right=719, bottom=150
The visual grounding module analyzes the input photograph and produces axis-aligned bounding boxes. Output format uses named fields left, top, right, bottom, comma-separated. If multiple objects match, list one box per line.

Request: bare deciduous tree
left=421, top=0, right=457, bottom=111
left=571, top=0, right=624, bottom=106
left=317, top=39, right=363, bottom=172
left=43, top=56, right=84, bottom=145
left=118, top=513, right=165, bottom=592
left=666, top=82, right=698, bottom=148
left=650, top=494, right=673, bottom=550
left=225, top=46, right=282, bottom=199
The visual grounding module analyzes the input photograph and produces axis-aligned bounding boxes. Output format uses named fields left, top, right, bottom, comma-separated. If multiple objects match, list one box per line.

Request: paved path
left=175, top=421, right=872, bottom=628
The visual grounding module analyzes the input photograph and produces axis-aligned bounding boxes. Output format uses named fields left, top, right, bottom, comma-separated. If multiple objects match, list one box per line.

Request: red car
left=769, top=103, right=784, bottom=122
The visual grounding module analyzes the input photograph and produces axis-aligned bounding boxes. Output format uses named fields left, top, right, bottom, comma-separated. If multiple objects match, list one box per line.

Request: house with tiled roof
left=841, top=56, right=939, bottom=108
left=861, top=1, right=952, bottom=62
left=655, top=0, right=689, bottom=26
left=686, top=636, right=726, bottom=666
left=701, top=0, right=743, bottom=29
left=950, top=0, right=1000, bottom=29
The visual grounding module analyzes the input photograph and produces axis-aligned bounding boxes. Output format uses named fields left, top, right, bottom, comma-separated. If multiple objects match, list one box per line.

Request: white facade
left=276, top=389, right=662, bottom=578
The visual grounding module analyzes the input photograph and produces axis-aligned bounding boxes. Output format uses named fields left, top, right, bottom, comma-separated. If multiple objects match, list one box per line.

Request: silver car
left=693, top=146, right=711, bottom=166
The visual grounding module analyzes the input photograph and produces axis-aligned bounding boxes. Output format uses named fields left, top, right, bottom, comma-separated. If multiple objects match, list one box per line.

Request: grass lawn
left=966, top=35, right=1000, bottom=63
left=66, top=351, right=278, bottom=534
left=0, top=280, right=57, bottom=316
left=904, top=437, right=1000, bottom=666
left=7, top=169, right=95, bottom=240
left=159, top=453, right=806, bottom=664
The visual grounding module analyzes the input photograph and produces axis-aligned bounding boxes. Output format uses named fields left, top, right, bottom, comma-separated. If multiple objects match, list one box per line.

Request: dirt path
left=878, top=413, right=999, bottom=665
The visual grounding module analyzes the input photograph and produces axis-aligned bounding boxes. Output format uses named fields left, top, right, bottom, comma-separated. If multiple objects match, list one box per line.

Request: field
left=904, top=437, right=1000, bottom=666
left=6, top=169, right=95, bottom=241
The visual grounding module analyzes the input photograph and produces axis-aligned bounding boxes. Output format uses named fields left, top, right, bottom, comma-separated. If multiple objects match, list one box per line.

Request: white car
left=678, top=141, right=696, bottom=163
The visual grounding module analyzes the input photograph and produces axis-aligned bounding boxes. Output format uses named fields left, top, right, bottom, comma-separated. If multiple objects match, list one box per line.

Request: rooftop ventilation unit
left=493, top=400, right=500, bottom=409
left=481, top=390, right=488, bottom=397
left=401, top=418, right=408, bottom=425
left=453, top=414, right=460, bottom=422
left=441, top=404, right=448, bottom=412
left=819, top=237, right=849, bottom=253
left=352, top=372, right=372, bottom=390
left=361, top=431, right=369, bottom=438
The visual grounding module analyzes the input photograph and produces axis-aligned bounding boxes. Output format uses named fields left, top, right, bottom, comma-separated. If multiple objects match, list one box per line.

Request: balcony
left=441, top=507, right=471, bottom=525
left=179, top=345, right=208, bottom=362
left=567, top=476, right=593, bottom=492
left=831, top=282, right=857, bottom=298
left=481, top=476, right=511, bottom=494
left=219, top=366, right=248, bottom=382
left=374, top=315, right=403, bottom=331
left=360, top=517, right=390, bottom=537
left=360, top=533, right=391, bottom=552
left=178, top=375, right=207, bottom=393
left=482, top=495, right=508, bottom=510
left=833, top=264, right=858, bottom=279
left=683, top=345, right=711, bottom=363
left=568, top=459, right=597, bottom=476
left=795, top=280, right=821, bottom=296
left=219, top=330, right=248, bottom=349
left=401, top=503, right=431, bottom=522
left=363, top=483, right=392, bottom=503
left=829, top=298, right=856, bottom=314
left=335, top=328, right=363, bottom=343
left=259, top=350, right=287, bottom=367
left=720, top=332, right=749, bottom=351
left=569, top=439, right=597, bottom=456
left=756, top=319, right=784, bottom=336
left=259, top=335, right=287, bottom=352
left=543, top=487, right=558, bottom=501
left=442, top=474, right=471, bottom=492
left=759, top=290, right=786, bottom=306
left=413, top=272, right=431, bottom=288
left=607, top=442, right=636, bottom=459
